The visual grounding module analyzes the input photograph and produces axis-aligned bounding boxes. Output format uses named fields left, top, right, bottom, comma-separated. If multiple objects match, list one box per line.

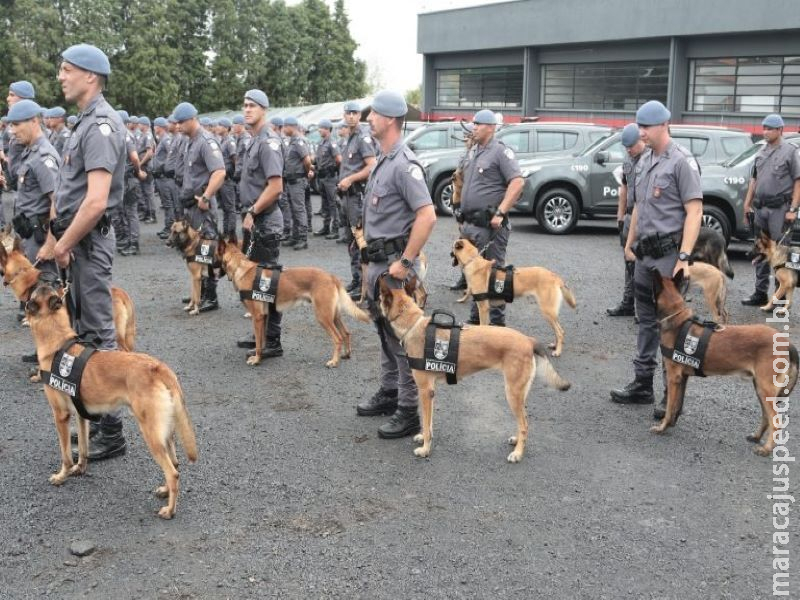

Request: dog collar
left=396, top=314, right=425, bottom=346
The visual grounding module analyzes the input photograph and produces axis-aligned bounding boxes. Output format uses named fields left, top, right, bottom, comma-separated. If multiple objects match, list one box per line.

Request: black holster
left=634, top=231, right=681, bottom=260
left=364, top=235, right=408, bottom=264
left=462, top=205, right=497, bottom=228
left=247, top=230, right=281, bottom=266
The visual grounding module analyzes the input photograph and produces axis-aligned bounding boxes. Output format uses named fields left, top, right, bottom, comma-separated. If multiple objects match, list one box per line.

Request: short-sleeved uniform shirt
left=240, top=127, right=284, bottom=210
left=49, top=127, right=70, bottom=157
left=55, top=93, right=126, bottom=218
left=137, top=129, right=155, bottom=172
left=284, top=135, right=308, bottom=177
left=459, top=137, right=522, bottom=213
left=315, top=137, right=340, bottom=175
left=634, top=141, right=703, bottom=237
left=124, top=130, right=138, bottom=178
left=752, top=140, right=800, bottom=203
left=234, top=131, right=252, bottom=180
left=363, top=141, right=432, bottom=242
left=152, top=132, right=172, bottom=173
left=181, top=128, right=225, bottom=199
left=15, top=134, right=60, bottom=217
left=7, top=132, right=26, bottom=183
left=219, top=134, right=237, bottom=176
left=621, top=153, right=644, bottom=211
left=339, top=129, right=375, bottom=180
left=166, top=132, right=185, bottom=176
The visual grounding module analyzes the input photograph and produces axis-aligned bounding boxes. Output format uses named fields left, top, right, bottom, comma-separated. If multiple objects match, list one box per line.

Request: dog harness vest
left=41, top=337, right=100, bottom=422
left=472, top=265, right=515, bottom=303
left=406, top=309, right=462, bottom=385
left=661, top=317, right=718, bottom=377
left=239, top=265, right=282, bottom=304
left=784, top=248, right=800, bottom=271
left=187, top=240, right=217, bottom=265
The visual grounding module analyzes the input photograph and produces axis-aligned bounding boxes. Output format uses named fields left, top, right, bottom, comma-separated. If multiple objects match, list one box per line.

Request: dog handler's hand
left=196, top=196, right=209, bottom=211
left=673, top=260, right=690, bottom=278
left=242, top=212, right=254, bottom=231
left=54, top=241, right=71, bottom=269
left=490, top=215, right=503, bottom=230
left=624, top=245, right=636, bottom=262
left=785, top=210, right=797, bottom=223
left=388, top=260, right=409, bottom=280
left=37, top=235, right=56, bottom=262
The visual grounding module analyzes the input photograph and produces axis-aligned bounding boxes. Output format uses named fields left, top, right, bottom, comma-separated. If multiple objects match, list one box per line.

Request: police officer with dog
left=457, top=108, right=523, bottom=326
left=354, top=90, right=437, bottom=439
left=741, top=113, right=800, bottom=307
left=48, top=44, right=128, bottom=460
left=312, top=118, right=342, bottom=239
left=611, top=100, right=703, bottom=420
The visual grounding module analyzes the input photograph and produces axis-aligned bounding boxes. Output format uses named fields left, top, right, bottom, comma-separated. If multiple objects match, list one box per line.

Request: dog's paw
left=413, top=433, right=424, bottom=444
left=551, top=349, right=562, bottom=357
left=188, top=307, right=199, bottom=316
left=649, top=423, right=668, bottom=434
left=154, top=485, right=169, bottom=499
left=547, top=342, right=556, bottom=349
left=246, top=355, right=261, bottom=366
left=506, top=451, right=523, bottom=463
left=243, top=312, right=251, bottom=318
left=182, top=304, right=192, bottom=312
left=49, top=472, right=67, bottom=486
left=157, top=506, right=175, bottom=520
left=414, top=446, right=431, bottom=458
left=29, top=373, right=42, bottom=383
left=760, top=304, right=774, bottom=312
left=753, top=444, right=771, bottom=457
left=68, top=463, right=86, bottom=477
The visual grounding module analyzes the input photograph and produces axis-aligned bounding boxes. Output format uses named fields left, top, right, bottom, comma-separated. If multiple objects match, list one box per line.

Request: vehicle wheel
left=536, top=188, right=579, bottom=234
left=701, top=205, right=731, bottom=244
left=433, top=176, right=454, bottom=216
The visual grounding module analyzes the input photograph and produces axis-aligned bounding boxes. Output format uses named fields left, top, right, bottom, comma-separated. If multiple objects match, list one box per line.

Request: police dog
left=750, top=231, right=798, bottom=312
left=216, top=237, right=371, bottom=367
left=451, top=237, right=577, bottom=356
left=24, top=281, right=197, bottom=518
left=687, top=261, right=728, bottom=323
left=167, top=219, right=216, bottom=315
left=378, top=277, right=570, bottom=462
left=693, top=227, right=734, bottom=279
left=651, top=270, right=797, bottom=456
left=0, top=236, right=137, bottom=352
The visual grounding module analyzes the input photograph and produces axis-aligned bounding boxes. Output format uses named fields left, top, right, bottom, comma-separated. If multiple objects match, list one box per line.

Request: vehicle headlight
left=420, top=158, right=439, bottom=169
left=521, top=165, right=542, bottom=178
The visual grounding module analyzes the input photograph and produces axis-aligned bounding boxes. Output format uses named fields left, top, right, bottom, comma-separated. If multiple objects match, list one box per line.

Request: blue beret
left=61, top=44, right=111, bottom=76
left=7, top=100, right=43, bottom=123
left=50, top=106, right=66, bottom=118
left=209, top=119, right=219, bottom=127
left=472, top=109, right=496, bottom=125
left=318, top=119, right=333, bottom=130
left=199, top=117, right=211, bottom=126
left=173, top=102, right=198, bottom=122
left=621, top=123, right=641, bottom=148
left=153, top=117, right=168, bottom=127
left=67, top=115, right=77, bottom=126
left=244, top=89, right=269, bottom=108
left=232, top=115, right=244, bottom=125
left=9, top=81, right=35, bottom=100
left=343, top=101, right=361, bottom=113
left=371, top=90, right=407, bottom=118
left=138, top=116, right=151, bottom=126
left=270, top=116, right=284, bottom=127
left=167, top=114, right=176, bottom=123
left=763, top=114, right=785, bottom=128
left=284, top=116, right=299, bottom=127
left=117, top=110, right=130, bottom=123
left=218, top=117, right=232, bottom=128
left=636, top=100, right=671, bottom=126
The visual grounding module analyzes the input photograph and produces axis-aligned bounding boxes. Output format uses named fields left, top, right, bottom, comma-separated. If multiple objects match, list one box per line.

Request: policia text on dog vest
left=660, top=317, right=718, bottom=377
left=239, top=266, right=281, bottom=304
left=188, top=240, right=217, bottom=265
left=41, top=338, right=100, bottom=421
left=406, top=310, right=462, bottom=384
left=472, top=265, right=515, bottom=303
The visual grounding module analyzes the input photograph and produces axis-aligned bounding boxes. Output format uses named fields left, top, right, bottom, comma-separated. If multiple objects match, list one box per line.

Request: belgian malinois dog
left=750, top=231, right=799, bottom=313
left=378, top=277, right=571, bottom=462
left=687, top=261, right=728, bottom=323
left=24, top=282, right=197, bottom=518
left=167, top=219, right=217, bottom=315
left=451, top=237, right=577, bottom=356
left=652, top=270, right=797, bottom=456
left=216, top=237, right=371, bottom=367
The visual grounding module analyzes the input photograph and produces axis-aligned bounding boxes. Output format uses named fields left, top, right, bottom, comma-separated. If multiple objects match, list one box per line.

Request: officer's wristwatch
left=678, top=251, right=691, bottom=262
left=494, top=208, right=506, bottom=218
left=399, top=256, right=413, bottom=269
left=201, top=194, right=209, bottom=203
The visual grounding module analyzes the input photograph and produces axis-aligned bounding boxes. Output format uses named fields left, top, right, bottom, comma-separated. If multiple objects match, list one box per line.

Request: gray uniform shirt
left=220, top=134, right=237, bottom=176
left=240, top=127, right=284, bottom=210
left=137, top=129, right=155, bottom=172
left=753, top=140, right=800, bottom=204
left=634, top=141, right=703, bottom=237
left=152, top=132, right=172, bottom=173
left=49, top=127, right=70, bottom=157
left=55, top=93, right=126, bottom=218
left=459, top=137, right=522, bottom=213
left=166, top=132, right=185, bottom=176
left=315, top=137, right=340, bottom=174
left=15, top=134, right=59, bottom=217
left=181, top=129, right=225, bottom=198
left=234, top=131, right=252, bottom=180
left=124, top=130, right=138, bottom=177
left=284, top=135, right=309, bottom=177
left=339, top=129, right=375, bottom=180
left=621, top=153, right=643, bottom=211
left=363, top=141, right=432, bottom=241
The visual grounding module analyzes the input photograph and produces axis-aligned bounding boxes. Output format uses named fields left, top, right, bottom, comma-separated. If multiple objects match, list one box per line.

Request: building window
left=436, top=66, right=523, bottom=109
left=541, top=61, right=668, bottom=110
left=688, top=56, right=800, bottom=115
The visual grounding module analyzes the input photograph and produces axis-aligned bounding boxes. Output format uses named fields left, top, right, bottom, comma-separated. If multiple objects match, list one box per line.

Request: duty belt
left=661, top=316, right=718, bottom=377
left=50, top=213, right=111, bottom=242
left=405, top=309, right=462, bottom=385
left=363, top=235, right=409, bottom=264
left=634, top=231, right=681, bottom=260
left=755, top=193, right=791, bottom=209
left=284, top=174, right=306, bottom=184
left=317, top=168, right=337, bottom=178
left=459, top=205, right=500, bottom=229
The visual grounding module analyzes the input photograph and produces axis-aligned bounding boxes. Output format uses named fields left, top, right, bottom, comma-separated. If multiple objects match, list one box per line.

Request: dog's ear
left=227, top=233, right=238, bottom=246
left=48, top=294, right=63, bottom=313
left=217, top=238, right=227, bottom=254
left=12, top=235, right=22, bottom=252
left=652, top=272, right=665, bottom=300
left=403, top=276, right=417, bottom=298
left=760, top=229, right=773, bottom=243
left=672, top=268, right=686, bottom=292
left=25, top=298, right=39, bottom=316
left=0, top=242, right=7, bottom=267
left=454, top=239, right=463, bottom=251
left=378, top=276, right=393, bottom=309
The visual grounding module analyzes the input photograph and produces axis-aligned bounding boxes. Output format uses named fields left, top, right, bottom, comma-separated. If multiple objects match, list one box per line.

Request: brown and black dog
left=687, top=261, right=728, bottom=323
left=0, top=236, right=136, bottom=352
left=167, top=219, right=217, bottom=315
left=652, top=270, right=797, bottom=456
left=750, top=231, right=799, bottom=313
left=378, top=277, right=570, bottom=462
left=451, top=237, right=577, bottom=356
left=216, top=237, right=371, bottom=367
left=25, top=281, right=197, bottom=518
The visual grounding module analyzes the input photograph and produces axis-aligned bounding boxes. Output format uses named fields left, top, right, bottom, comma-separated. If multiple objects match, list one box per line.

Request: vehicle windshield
left=578, top=133, right=615, bottom=157
left=723, top=141, right=764, bottom=167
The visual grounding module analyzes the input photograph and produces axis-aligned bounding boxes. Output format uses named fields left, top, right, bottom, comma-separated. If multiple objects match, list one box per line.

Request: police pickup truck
left=512, top=125, right=753, bottom=237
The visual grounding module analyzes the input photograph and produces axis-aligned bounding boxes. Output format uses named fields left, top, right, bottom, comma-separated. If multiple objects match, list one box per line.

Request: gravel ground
left=0, top=193, right=794, bottom=599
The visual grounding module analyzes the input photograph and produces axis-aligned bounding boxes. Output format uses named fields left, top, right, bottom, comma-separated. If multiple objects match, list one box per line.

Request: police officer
left=281, top=116, right=313, bottom=250
left=167, top=114, right=187, bottom=222
left=173, top=101, right=226, bottom=312
left=215, top=117, right=239, bottom=239
left=236, top=89, right=286, bottom=359
left=136, top=116, right=157, bottom=224
left=355, top=90, right=436, bottom=438
left=457, top=109, right=523, bottom=326
left=742, top=113, right=800, bottom=307
left=607, top=123, right=646, bottom=318
left=4, top=81, right=37, bottom=192
left=232, top=114, right=251, bottom=214
left=50, top=44, right=128, bottom=460
left=47, top=107, right=70, bottom=157
left=611, top=100, right=703, bottom=419
left=151, top=116, right=176, bottom=238
left=312, top=118, right=342, bottom=238
left=116, top=111, right=146, bottom=255
left=338, top=101, right=376, bottom=296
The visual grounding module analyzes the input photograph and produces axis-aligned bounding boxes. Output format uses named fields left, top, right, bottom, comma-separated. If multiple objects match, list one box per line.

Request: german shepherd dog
left=167, top=219, right=217, bottom=315
left=451, top=237, right=577, bottom=356
left=24, top=282, right=197, bottom=518
left=693, top=227, right=734, bottom=279
left=651, top=270, right=797, bottom=456
left=687, top=261, right=728, bottom=323
left=378, top=277, right=571, bottom=462
left=750, top=231, right=798, bottom=312
left=0, top=236, right=136, bottom=352
left=215, top=237, right=371, bottom=367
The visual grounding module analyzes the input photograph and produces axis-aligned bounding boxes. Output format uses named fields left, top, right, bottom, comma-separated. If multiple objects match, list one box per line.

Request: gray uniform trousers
left=633, top=252, right=678, bottom=379
left=154, top=176, right=177, bottom=230
left=20, top=235, right=58, bottom=277
left=217, top=180, right=238, bottom=238
left=318, top=176, right=339, bottom=230
left=461, top=222, right=510, bottom=324
left=139, top=175, right=156, bottom=218
left=188, top=198, right=219, bottom=239
left=366, top=261, right=419, bottom=409
left=620, top=214, right=635, bottom=308
left=754, top=204, right=791, bottom=294
left=123, top=177, right=141, bottom=244
left=285, top=179, right=308, bottom=241
left=305, top=184, right=312, bottom=230
left=342, top=191, right=363, bottom=284
left=279, top=188, right=292, bottom=237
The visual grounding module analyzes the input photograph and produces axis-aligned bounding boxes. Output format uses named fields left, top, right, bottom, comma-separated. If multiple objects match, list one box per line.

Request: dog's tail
left=560, top=283, right=577, bottom=310
left=718, top=251, right=735, bottom=280
left=165, top=370, right=198, bottom=463
left=532, top=340, right=571, bottom=391
left=786, top=344, right=799, bottom=397
left=336, top=280, right=371, bottom=323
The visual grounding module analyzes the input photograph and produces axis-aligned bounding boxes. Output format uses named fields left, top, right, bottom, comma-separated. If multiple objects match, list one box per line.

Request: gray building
left=418, top=0, right=800, bottom=132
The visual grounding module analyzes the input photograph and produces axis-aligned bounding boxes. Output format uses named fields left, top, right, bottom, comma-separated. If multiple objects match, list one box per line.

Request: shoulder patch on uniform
left=268, top=139, right=281, bottom=151
left=504, top=148, right=515, bottom=160
left=298, top=140, right=305, bottom=147
left=408, top=165, right=424, bottom=180
left=98, top=123, right=112, bottom=137
left=209, top=140, right=219, bottom=150
left=686, top=156, right=699, bottom=172
left=363, top=136, right=372, bottom=144
left=331, top=143, right=337, bottom=149
left=44, top=157, right=58, bottom=170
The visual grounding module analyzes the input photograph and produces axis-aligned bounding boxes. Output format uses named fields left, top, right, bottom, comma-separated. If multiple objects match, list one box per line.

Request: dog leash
left=478, top=222, right=508, bottom=256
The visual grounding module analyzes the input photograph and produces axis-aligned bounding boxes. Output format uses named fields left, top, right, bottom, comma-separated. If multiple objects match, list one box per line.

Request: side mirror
left=595, top=151, right=610, bottom=165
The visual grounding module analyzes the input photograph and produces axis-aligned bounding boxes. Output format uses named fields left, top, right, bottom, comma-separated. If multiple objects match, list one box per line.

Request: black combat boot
left=449, top=274, right=467, bottom=291
left=378, top=406, right=421, bottom=439
left=357, top=388, right=399, bottom=416
left=70, top=420, right=101, bottom=444
left=84, top=422, right=127, bottom=461
left=21, top=350, right=38, bottom=363
left=606, top=303, right=635, bottom=316
left=246, top=337, right=284, bottom=358
left=610, top=376, right=655, bottom=404
left=198, top=277, right=219, bottom=312
left=120, top=241, right=140, bottom=256
left=292, top=239, right=308, bottom=250
left=741, top=291, right=769, bottom=306
left=313, top=225, right=330, bottom=237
